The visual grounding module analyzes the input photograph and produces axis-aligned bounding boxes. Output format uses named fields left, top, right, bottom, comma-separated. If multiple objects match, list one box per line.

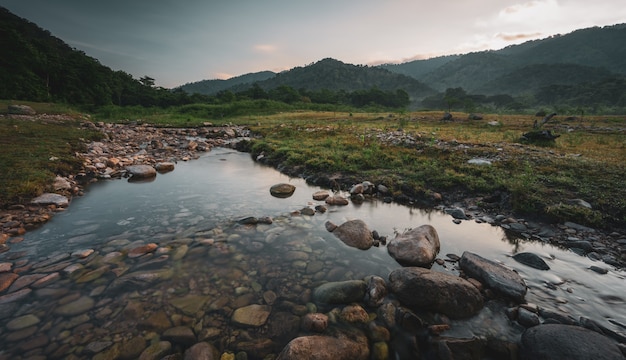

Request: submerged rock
left=460, top=251, right=527, bottom=302
left=277, top=331, right=369, bottom=360
left=520, top=324, right=624, bottom=360
left=387, top=225, right=440, bottom=267
left=389, top=267, right=483, bottom=319
left=313, top=280, right=366, bottom=305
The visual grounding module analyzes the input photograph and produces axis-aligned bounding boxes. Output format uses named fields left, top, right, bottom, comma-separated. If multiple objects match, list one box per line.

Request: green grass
left=2, top=102, right=625, bottom=229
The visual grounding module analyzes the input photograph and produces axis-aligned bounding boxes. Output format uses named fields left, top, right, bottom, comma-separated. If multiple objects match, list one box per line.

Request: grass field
left=1, top=103, right=624, bottom=229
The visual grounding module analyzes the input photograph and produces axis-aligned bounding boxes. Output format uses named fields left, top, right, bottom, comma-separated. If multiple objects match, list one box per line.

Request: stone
left=128, top=243, right=158, bottom=258
left=445, top=207, right=468, bottom=220
left=0, top=272, right=18, bottom=292
left=364, top=275, right=387, bottom=307
left=325, top=195, right=349, bottom=206
left=183, top=342, right=219, bottom=360
left=388, top=267, right=483, bottom=319
left=155, top=162, right=175, bottom=173
left=340, top=304, right=369, bottom=323
left=459, top=251, right=527, bottom=302
left=312, top=190, right=331, bottom=201
left=270, top=183, right=296, bottom=198
left=126, top=165, right=157, bottom=179
left=313, top=280, right=366, bottom=305
left=162, top=326, right=196, bottom=346
left=387, top=225, right=440, bottom=267
left=119, top=336, right=147, bottom=359
left=520, top=324, right=623, bottom=360
left=326, top=219, right=374, bottom=250
left=301, top=313, right=328, bottom=332
left=0, top=288, right=31, bottom=304
left=170, top=295, right=210, bottom=315
left=277, top=332, right=369, bottom=360
left=31, top=193, right=69, bottom=207
left=53, top=176, right=72, bottom=191
left=138, top=341, right=172, bottom=360
left=6, top=314, right=40, bottom=330
left=231, top=304, right=271, bottom=327
left=512, top=252, right=550, bottom=270
left=54, top=295, right=94, bottom=316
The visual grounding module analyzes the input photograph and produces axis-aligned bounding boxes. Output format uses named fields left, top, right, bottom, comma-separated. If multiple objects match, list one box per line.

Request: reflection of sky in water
left=18, top=147, right=626, bottom=334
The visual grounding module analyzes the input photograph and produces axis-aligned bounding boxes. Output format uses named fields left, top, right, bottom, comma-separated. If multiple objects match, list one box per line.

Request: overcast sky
left=1, top=0, right=625, bottom=88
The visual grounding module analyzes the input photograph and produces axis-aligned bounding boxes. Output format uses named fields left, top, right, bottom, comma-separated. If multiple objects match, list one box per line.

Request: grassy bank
left=1, top=102, right=624, bottom=230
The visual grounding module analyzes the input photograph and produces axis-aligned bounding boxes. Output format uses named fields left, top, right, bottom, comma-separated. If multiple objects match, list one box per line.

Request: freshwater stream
left=1, top=147, right=624, bottom=359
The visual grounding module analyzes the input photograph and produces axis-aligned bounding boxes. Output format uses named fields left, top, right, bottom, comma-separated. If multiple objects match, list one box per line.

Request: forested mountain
left=0, top=7, right=193, bottom=107
left=179, top=71, right=275, bottom=96
left=384, top=24, right=626, bottom=94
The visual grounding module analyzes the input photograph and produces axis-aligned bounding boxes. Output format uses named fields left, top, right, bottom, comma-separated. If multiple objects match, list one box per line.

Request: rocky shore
left=0, top=116, right=625, bottom=359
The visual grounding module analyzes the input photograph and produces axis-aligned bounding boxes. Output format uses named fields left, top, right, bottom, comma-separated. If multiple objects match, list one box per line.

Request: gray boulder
left=520, top=324, right=624, bottom=360
left=31, top=193, right=69, bottom=207
left=512, top=252, right=550, bottom=270
left=387, top=225, right=440, bottom=267
left=460, top=251, right=527, bottom=302
left=388, top=267, right=483, bottom=319
left=313, top=280, right=366, bottom=305
left=8, top=104, right=36, bottom=115
left=326, top=219, right=373, bottom=250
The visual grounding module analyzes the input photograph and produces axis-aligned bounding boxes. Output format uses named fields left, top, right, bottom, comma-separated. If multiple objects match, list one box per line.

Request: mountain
left=179, top=71, right=275, bottom=96
left=182, top=58, right=436, bottom=107
left=383, top=24, right=626, bottom=95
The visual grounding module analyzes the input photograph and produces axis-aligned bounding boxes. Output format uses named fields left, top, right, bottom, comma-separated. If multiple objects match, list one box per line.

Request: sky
left=1, top=0, right=625, bottom=88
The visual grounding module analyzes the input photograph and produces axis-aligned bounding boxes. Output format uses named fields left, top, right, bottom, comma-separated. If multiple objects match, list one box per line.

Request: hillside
left=179, top=71, right=276, bottom=96
left=384, top=23, right=626, bottom=95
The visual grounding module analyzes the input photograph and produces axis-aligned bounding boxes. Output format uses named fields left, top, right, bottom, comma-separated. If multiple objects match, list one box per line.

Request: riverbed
left=1, top=147, right=624, bottom=359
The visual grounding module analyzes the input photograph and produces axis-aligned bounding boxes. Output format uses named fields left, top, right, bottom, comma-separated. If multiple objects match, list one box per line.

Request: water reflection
left=2, top=147, right=624, bottom=358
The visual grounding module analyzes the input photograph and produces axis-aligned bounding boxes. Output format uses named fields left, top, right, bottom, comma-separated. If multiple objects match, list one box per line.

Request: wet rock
left=162, top=326, right=196, bottom=346
left=139, top=341, right=172, bottom=360
left=325, top=195, right=349, bottom=206
left=139, top=310, right=172, bottom=332
left=277, top=332, right=369, bottom=360
left=183, top=342, right=219, bottom=360
left=389, top=267, right=483, bottom=319
left=301, top=313, right=328, bottom=332
left=460, top=251, right=527, bottom=302
left=119, top=335, right=147, bottom=359
left=6, top=314, right=40, bottom=330
left=270, top=183, right=296, bottom=198
left=312, top=190, right=331, bottom=201
left=126, top=165, right=157, bottom=179
left=313, top=280, right=366, bottom=305
left=512, top=252, right=550, bottom=270
left=364, top=275, right=387, bottom=307
left=340, top=304, right=369, bottom=323
left=0, top=272, right=18, bottom=292
left=517, top=307, right=540, bottom=327
left=387, top=225, right=440, bottom=267
left=155, top=162, right=175, bottom=173
left=170, top=295, right=210, bottom=315
left=54, top=295, right=94, bottom=316
left=520, top=324, right=623, bottom=360
left=128, top=243, right=158, bottom=258
left=31, top=193, right=69, bottom=207
left=0, top=288, right=31, bottom=304
left=445, top=207, right=468, bottom=220
left=231, top=304, right=271, bottom=327
left=325, top=219, right=374, bottom=250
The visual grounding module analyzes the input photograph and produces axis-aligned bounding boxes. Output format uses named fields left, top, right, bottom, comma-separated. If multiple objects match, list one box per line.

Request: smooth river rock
left=270, top=183, right=296, bottom=198
left=512, top=252, right=550, bottom=270
left=520, top=324, right=624, bottom=360
left=387, top=224, right=440, bottom=267
left=325, top=219, right=374, bottom=250
left=459, top=251, right=527, bottom=302
left=126, top=165, right=157, bottom=179
left=277, top=332, right=369, bottom=360
left=388, top=267, right=483, bottom=319
left=313, top=280, right=367, bottom=305
left=231, top=304, right=271, bottom=327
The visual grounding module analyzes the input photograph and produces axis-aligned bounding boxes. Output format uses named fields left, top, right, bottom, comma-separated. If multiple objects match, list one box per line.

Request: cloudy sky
left=1, top=0, right=624, bottom=88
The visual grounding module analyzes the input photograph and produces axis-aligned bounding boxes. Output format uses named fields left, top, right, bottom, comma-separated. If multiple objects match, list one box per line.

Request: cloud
left=213, top=72, right=234, bottom=80
left=495, top=32, right=543, bottom=41
left=496, top=0, right=559, bottom=24
left=253, top=44, right=278, bottom=53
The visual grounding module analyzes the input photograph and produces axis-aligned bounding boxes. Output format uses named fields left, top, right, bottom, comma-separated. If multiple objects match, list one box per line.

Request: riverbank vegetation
left=2, top=101, right=624, bottom=230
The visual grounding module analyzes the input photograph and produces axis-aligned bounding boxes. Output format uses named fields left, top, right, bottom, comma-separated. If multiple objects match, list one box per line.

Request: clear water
left=6, top=147, right=626, bottom=356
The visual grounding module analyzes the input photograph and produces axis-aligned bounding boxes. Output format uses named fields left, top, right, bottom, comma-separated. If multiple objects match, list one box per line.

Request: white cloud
left=253, top=44, right=278, bottom=54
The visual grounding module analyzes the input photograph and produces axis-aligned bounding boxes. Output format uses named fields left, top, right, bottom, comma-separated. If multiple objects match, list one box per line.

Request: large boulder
left=7, top=104, right=36, bottom=115
left=31, top=193, right=69, bottom=207
left=387, top=225, right=440, bottom=267
left=520, top=324, right=624, bottom=360
left=325, top=219, right=373, bottom=250
left=459, top=252, right=527, bottom=302
left=277, top=332, right=369, bottom=360
left=388, top=267, right=483, bottom=319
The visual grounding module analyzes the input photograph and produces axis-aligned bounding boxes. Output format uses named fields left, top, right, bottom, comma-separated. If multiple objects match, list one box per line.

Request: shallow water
left=3, top=147, right=625, bottom=358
